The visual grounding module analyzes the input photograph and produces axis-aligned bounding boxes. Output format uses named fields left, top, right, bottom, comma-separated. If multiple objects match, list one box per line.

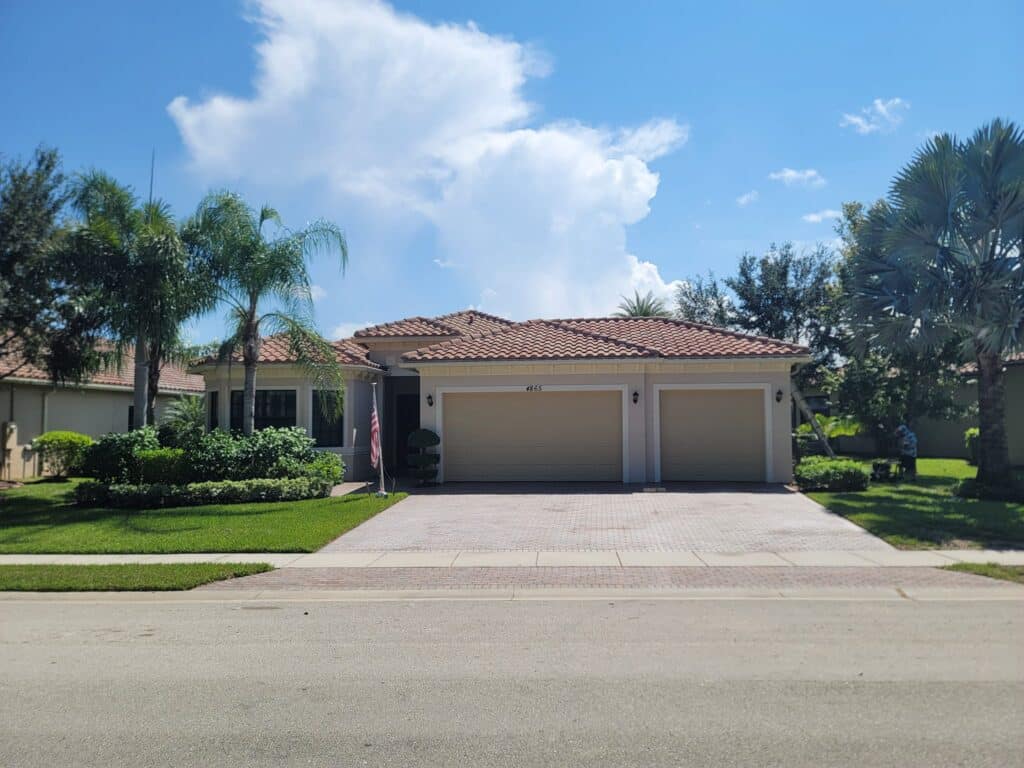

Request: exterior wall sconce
left=775, top=388, right=784, bottom=403
left=632, top=391, right=640, bottom=405
left=426, top=394, right=434, bottom=407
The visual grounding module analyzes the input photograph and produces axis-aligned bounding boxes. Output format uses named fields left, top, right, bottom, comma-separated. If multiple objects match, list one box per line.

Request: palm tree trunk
left=242, top=324, right=260, bottom=436
left=132, top=329, right=148, bottom=431
left=146, top=348, right=161, bottom=427
left=976, top=351, right=1012, bottom=487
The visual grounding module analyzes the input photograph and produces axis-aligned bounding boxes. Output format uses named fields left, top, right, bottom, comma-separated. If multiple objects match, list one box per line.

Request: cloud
left=168, top=0, right=687, bottom=319
left=330, top=321, right=377, bottom=339
left=736, top=190, right=758, bottom=207
left=768, top=168, right=826, bottom=188
left=309, top=284, right=327, bottom=300
left=801, top=209, right=841, bottom=223
left=840, top=97, right=909, bottom=135
left=432, top=258, right=456, bottom=269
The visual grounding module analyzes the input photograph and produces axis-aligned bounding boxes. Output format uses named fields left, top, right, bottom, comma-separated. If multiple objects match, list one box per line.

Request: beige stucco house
left=1, top=349, right=204, bottom=481
left=193, top=311, right=811, bottom=484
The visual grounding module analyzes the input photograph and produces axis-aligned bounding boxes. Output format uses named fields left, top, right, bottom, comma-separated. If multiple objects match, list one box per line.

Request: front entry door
left=394, top=393, right=421, bottom=476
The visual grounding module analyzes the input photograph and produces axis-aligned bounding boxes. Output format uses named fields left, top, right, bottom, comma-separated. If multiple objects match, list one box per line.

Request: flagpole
left=371, top=381, right=387, bottom=497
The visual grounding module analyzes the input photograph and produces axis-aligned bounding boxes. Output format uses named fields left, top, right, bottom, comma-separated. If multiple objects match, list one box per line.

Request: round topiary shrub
left=31, top=431, right=94, bottom=478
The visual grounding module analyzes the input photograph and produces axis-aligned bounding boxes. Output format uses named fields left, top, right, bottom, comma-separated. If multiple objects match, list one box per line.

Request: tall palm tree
left=189, top=191, right=348, bottom=435
left=847, top=119, right=1023, bottom=487
left=67, top=173, right=192, bottom=428
left=614, top=290, right=672, bottom=318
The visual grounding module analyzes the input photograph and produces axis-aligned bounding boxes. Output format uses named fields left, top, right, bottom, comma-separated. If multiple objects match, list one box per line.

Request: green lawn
left=0, top=562, right=272, bottom=591
left=808, top=458, right=1024, bottom=549
left=943, top=563, right=1024, bottom=584
left=0, top=479, right=406, bottom=553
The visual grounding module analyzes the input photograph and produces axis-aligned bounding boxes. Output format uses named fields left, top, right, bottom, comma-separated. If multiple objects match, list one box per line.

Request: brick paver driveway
left=323, top=484, right=892, bottom=553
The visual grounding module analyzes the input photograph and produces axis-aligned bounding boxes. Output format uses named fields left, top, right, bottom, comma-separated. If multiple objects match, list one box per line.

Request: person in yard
left=895, top=424, right=917, bottom=481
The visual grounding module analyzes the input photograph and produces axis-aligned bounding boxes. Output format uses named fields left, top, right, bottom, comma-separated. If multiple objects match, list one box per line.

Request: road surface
left=1, top=595, right=1021, bottom=767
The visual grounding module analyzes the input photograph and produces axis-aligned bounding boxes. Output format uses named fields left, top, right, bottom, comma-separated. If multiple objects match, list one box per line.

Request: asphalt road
left=1, top=596, right=1021, bottom=767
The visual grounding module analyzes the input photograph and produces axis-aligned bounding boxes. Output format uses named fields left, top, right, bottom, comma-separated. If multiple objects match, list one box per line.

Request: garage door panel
left=659, top=389, right=765, bottom=482
left=443, top=391, right=622, bottom=481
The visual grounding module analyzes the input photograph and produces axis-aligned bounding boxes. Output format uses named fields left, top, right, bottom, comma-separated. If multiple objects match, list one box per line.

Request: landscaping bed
left=806, top=458, right=1024, bottom=550
left=0, top=562, right=272, bottom=591
left=0, top=478, right=407, bottom=553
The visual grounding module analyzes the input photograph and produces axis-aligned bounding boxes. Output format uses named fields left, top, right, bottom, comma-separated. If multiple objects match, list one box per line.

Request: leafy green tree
left=846, top=120, right=1023, bottom=487
left=614, top=290, right=672, bottom=318
left=726, top=242, right=838, bottom=351
left=65, top=173, right=194, bottom=428
left=158, top=394, right=206, bottom=449
left=0, top=147, right=109, bottom=382
left=674, top=272, right=732, bottom=326
left=189, top=191, right=348, bottom=435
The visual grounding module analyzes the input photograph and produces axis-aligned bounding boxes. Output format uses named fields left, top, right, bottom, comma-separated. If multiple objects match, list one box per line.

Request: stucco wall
left=415, top=360, right=796, bottom=484
left=1, top=383, right=182, bottom=480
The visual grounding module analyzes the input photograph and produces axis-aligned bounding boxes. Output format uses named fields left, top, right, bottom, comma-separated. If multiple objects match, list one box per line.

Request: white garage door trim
left=653, top=383, right=773, bottom=483
left=435, top=385, right=630, bottom=483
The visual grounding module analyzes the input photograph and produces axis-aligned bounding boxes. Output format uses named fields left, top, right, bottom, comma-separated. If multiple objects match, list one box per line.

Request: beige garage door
left=659, top=389, right=766, bottom=482
left=442, top=390, right=623, bottom=481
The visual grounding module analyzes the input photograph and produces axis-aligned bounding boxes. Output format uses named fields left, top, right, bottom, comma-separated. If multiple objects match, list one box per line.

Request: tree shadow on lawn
left=821, top=487, right=1024, bottom=549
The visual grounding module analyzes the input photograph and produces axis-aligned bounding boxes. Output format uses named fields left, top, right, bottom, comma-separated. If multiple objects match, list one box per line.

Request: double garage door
left=440, top=387, right=768, bottom=483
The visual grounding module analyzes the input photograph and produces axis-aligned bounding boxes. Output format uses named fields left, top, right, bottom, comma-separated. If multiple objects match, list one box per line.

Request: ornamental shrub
left=235, top=427, right=317, bottom=480
left=31, top=431, right=94, bottom=478
left=794, top=456, right=870, bottom=492
left=184, top=429, right=240, bottom=482
left=74, top=476, right=330, bottom=509
left=137, top=448, right=187, bottom=485
left=83, top=427, right=160, bottom=483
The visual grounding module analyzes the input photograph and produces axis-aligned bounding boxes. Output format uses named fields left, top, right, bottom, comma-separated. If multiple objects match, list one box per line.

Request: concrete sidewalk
left=2, top=549, right=1023, bottom=567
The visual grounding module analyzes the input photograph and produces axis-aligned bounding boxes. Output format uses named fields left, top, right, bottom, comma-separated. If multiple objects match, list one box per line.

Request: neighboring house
left=1, top=349, right=204, bottom=480
left=193, top=310, right=810, bottom=484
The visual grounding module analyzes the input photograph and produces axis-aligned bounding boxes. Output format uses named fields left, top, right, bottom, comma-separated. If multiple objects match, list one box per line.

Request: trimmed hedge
left=74, top=476, right=333, bottom=509
left=83, top=427, right=160, bottom=483
left=794, top=456, right=870, bottom=492
left=137, top=448, right=188, bottom=485
left=31, top=431, right=93, bottom=477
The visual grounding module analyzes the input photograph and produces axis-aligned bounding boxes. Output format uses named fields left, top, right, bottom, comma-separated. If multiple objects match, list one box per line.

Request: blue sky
left=2, top=0, right=1021, bottom=342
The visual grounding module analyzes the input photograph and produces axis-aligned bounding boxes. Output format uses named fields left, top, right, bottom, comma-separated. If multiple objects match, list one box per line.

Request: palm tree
left=67, top=173, right=192, bottom=428
left=847, top=120, right=1023, bottom=487
left=189, top=192, right=348, bottom=435
left=614, top=290, right=672, bottom=318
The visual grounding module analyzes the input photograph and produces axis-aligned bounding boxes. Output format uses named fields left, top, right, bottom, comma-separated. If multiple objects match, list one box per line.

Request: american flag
left=369, top=388, right=381, bottom=470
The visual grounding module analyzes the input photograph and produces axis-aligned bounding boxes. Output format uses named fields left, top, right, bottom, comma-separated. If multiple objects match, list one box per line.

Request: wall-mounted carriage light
left=775, top=388, right=784, bottom=403
left=426, top=394, right=434, bottom=407
left=632, top=391, right=640, bottom=405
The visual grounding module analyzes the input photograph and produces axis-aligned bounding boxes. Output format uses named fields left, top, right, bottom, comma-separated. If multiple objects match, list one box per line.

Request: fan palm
left=66, top=172, right=193, bottom=428
left=847, top=119, right=1023, bottom=487
left=188, top=192, right=348, bottom=435
left=614, top=290, right=672, bottom=318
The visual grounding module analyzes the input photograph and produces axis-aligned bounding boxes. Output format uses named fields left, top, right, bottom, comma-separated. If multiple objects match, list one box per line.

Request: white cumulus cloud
left=801, top=209, right=842, bottom=223
left=736, top=190, right=758, bottom=207
left=768, top=168, right=826, bottom=188
left=168, top=0, right=686, bottom=318
left=330, top=321, right=378, bottom=339
left=840, top=97, right=909, bottom=135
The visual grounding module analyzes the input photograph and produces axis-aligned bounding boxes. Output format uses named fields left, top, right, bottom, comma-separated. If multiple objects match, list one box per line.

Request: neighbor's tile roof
left=199, top=335, right=383, bottom=370
left=959, top=351, right=1024, bottom=374
left=0, top=344, right=204, bottom=393
left=403, top=317, right=809, bottom=363
left=353, top=309, right=514, bottom=339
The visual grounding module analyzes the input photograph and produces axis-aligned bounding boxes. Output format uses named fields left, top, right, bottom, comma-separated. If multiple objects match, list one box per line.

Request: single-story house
left=192, top=311, right=810, bottom=484
left=1, top=349, right=204, bottom=480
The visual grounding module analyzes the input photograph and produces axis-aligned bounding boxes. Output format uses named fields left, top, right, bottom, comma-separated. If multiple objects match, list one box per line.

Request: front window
left=230, top=390, right=297, bottom=431
left=313, top=390, right=344, bottom=447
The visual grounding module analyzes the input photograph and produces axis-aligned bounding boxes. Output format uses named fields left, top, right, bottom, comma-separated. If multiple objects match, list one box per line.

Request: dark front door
left=394, top=393, right=420, bottom=476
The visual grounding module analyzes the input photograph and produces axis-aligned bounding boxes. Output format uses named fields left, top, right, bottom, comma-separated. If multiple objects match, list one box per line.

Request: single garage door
left=442, top=390, right=623, bottom=481
left=659, top=388, right=766, bottom=482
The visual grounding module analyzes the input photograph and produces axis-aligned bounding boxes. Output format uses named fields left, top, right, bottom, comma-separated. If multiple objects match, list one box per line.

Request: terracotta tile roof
left=403, top=320, right=656, bottom=363
left=0, top=345, right=204, bottom=393
left=198, top=335, right=383, bottom=370
left=557, top=317, right=809, bottom=358
left=353, top=309, right=513, bottom=339
left=403, top=317, right=809, bottom=364
left=959, top=351, right=1024, bottom=374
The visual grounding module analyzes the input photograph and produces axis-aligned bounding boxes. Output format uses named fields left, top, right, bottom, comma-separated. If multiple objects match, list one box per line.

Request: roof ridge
left=542, top=320, right=659, bottom=356
left=436, top=308, right=515, bottom=326
left=556, top=316, right=808, bottom=352
left=353, top=315, right=460, bottom=338
left=404, top=319, right=528, bottom=356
